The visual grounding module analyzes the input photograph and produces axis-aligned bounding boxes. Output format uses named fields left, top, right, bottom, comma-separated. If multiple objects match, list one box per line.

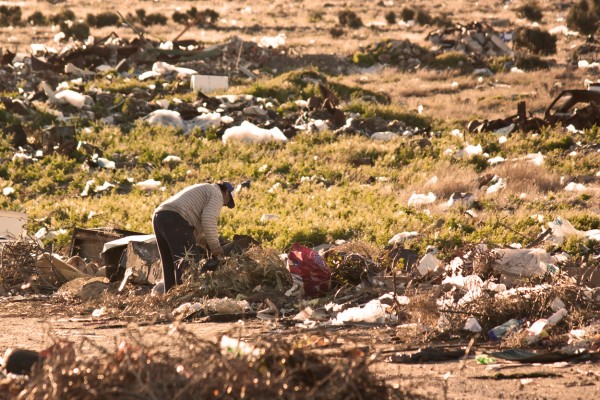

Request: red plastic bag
left=286, top=243, right=331, bottom=298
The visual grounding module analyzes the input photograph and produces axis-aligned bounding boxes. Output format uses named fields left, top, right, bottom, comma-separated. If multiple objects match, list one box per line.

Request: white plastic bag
left=464, top=317, right=482, bottom=332
left=332, top=299, right=389, bottom=325
left=417, top=253, right=443, bottom=276
left=408, top=192, right=436, bottom=207
left=222, top=121, right=287, bottom=144
left=491, top=248, right=557, bottom=277
left=144, top=110, right=184, bottom=129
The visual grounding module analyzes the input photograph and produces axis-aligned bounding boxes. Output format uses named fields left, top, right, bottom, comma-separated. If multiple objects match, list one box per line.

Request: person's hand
left=211, top=247, right=224, bottom=258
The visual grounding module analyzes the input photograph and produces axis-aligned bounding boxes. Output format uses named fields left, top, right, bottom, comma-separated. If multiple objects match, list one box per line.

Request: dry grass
left=169, top=246, right=292, bottom=303
left=419, top=161, right=480, bottom=199
left=488, top=161, right=562, bottom=195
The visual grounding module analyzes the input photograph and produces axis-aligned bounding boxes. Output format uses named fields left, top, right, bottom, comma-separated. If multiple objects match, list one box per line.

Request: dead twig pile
left=0, top=240, right=56, bottom=293
left=4, top=327, right=416, bottom=400
left=170, top=246, right=292, bottom=303
left=325, top=241, right=384, bottom=286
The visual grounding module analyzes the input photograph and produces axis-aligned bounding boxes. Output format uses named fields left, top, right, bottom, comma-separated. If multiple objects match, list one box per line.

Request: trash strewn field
left=2, top=0, right=600, bottom=398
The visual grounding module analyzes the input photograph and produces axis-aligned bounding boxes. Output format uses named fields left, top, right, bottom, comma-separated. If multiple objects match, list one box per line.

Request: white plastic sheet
left=490, top=248, right=557, bottom=277
left=135, top=179, right=162, bottom=191
left=388, top=231, right=419, bottom=245
left=259, top=33, right=286, bottom=48
left=222, top=121, right=287, bottom=144
left=371, top=131, right=400, bottom=141
left=408, top=192, right=436, bottom=207
left=332, top=299, right=389, bottom=325
left=417, top=253, right=443, bottom=276
left=464, top=317, right=482, bottom=332
left=54, top=90, right=89, bottom=109
left=144, top=110, right=184, bottom=129
left=189, top=112, right=223, bottom=131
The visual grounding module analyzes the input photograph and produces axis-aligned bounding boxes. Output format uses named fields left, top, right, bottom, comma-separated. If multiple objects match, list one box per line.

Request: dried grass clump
left=170, top=246, right=292, bottom=302
left=489, top=161, right=562, bottom=194
left=516, top=1, right=544, bottom=22
left=9, top=328, right=411, bottom=400
left=400, top=292, right=441, bottom=342
left=421, top=161, right=479, bottom=200
left=0, top=240, right=55, bottom=293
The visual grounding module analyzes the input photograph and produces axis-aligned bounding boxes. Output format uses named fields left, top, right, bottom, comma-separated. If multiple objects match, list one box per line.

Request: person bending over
left=152, top=181, right=235, bottom=292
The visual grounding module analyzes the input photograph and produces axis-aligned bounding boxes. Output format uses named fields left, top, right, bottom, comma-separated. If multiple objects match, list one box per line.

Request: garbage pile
left=1, top=212, right=600, bottom=372
left=351, top=21, right=517, bottom=72
left=426, top=21, right=513, bottom=58
left=1, top=32, right=417, bottom=165
left=2, top=33, right=282, bottom=79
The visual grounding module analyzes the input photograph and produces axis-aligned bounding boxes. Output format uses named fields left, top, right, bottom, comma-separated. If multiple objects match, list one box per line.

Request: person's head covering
left=219, top=181, right=235, bottom=208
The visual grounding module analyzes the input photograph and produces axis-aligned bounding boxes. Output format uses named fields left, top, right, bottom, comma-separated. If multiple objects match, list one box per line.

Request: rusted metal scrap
left=469, top=89, right=600, bottom=134
left=468, top=100, right=545, bottom=134
left=544, top=89, right=600, bottom=130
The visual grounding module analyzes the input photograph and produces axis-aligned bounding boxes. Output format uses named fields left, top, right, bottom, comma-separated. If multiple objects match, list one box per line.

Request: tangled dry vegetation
left=0, top=327, right=420, bottom=400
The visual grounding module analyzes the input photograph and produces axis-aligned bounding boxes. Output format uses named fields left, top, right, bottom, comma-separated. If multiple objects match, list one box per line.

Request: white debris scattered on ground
left=408, top=192, right=436, bottom=207
left=135, top=179, right=163, bottom=191
left=144, top=110, right=184, bottom=129
left=388, top=231, right=419, bottom=245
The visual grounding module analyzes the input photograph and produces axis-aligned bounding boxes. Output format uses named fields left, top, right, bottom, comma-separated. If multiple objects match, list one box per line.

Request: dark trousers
left=152, top=210, right=200, bottom=292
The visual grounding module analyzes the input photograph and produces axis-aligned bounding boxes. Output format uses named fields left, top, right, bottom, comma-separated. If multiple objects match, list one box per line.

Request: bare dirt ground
left=1, top=296, right=599, bottom=399
left=2, top=0, right=600, bottom=398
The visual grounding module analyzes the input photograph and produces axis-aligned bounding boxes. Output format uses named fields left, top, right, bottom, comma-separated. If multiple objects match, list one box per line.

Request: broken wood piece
left=238, top=65, right=257, bottom=80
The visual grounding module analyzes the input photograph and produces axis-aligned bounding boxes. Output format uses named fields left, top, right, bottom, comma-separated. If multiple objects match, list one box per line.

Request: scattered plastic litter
left=488, top=319, right=523, bottom=341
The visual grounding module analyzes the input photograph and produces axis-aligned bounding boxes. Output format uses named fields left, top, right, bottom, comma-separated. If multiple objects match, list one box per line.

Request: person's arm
left=200, top=191, right=224, bottom=257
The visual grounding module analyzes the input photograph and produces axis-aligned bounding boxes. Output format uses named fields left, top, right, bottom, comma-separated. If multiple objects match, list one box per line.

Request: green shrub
left=539, top=136, right=574, bottom=152
left=566, top=0, right=599, bottom=35
left=385, top=11, right=396, bottom=25
left=415, top=9, right=433, bottom=25
left=516, top=1, right=544, bottom=22
left=50, top=9, right=75, bottom=25
left=87, top=11, right=120, bottom=28
left=400, top=7, right=415, bottom=21
left=513, top=27, right=557, bottom=55
left=515, top=54, right=552, bottom=70
left=172, top=8, right=219, bottom=26
left=27, top=11, right=48, bottom=26
left=60, top=21, right=91, bottom=41
left=338, top=10, right=362, bottom=29
left=427, top=51, right=471, bottom=71
left=0, top=6, right=22, bottom=27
